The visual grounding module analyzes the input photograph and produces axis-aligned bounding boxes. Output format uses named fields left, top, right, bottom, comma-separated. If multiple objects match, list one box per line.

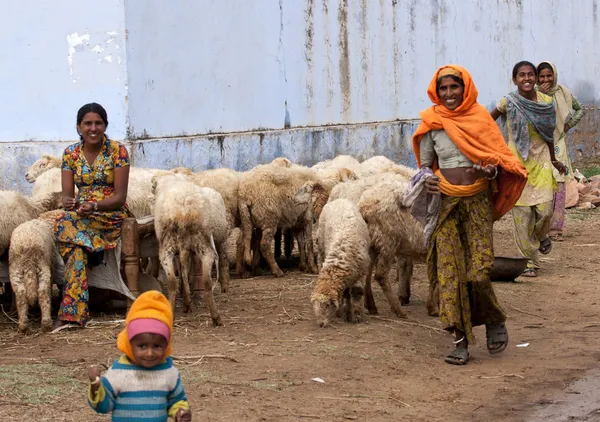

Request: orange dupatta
left=412, top=64, right=528, bottom=220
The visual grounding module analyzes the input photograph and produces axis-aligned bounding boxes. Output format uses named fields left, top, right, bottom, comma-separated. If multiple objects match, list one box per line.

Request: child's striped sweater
left=88, top=355, right=189, bottom=421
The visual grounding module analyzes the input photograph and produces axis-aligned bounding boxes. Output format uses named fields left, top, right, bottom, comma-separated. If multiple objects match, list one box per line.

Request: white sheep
left=311, top=199, right=371, bottom=327
left=153, top=173, right=229, bottom=326
left=238, top=163, right=320, bottom=277
left=8, top=211, right=62, bottom=333
left=357, top=175, right=427, bottom=318
left=357, top=155, right=417, bottom=180
left=311, top=155, right=361, bottom=173
left=25, top=154, right=62, bottom=183
left=0, top=190, right=62, bottom=258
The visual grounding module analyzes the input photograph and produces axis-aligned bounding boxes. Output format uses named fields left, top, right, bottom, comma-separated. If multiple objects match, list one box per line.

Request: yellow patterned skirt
left=427, top=191, right=506, bottom=344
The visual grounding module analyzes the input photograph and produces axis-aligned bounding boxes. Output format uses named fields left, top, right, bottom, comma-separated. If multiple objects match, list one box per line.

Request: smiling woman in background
left=413, top=65, right=527, bottom=365
left=54, top=103, right=131, bottom=329
left=536, top=61, right=585, bottom=242
left=490, top=61, right=567, bottom=278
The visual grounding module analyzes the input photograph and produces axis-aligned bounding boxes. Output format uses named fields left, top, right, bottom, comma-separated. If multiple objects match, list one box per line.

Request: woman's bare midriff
left=440, top=167, right=481, bottom=185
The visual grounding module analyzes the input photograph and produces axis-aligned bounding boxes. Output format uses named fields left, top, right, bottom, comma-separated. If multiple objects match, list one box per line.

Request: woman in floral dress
left=54, top=103, right=130, bottom=328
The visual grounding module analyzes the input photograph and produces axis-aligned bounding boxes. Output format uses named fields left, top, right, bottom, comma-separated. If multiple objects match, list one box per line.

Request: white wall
left=0, top=0, right=128, bottom=143
left=124, top=0, right=600, bottom=138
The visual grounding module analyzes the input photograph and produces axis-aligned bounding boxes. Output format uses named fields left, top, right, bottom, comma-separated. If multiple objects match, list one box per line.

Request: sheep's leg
left=239, top=202, right=254, bottom=266
left=12, top=282, right=29, bottom=334
left=179, top=249, right=193, bottom=313
left=235, top=231, right=247, bottom=278
left=159, top=248, right=178, bottom=311
left=215, top=240, right=230, bottom=293
left=284, top=229, right=294, bottom=259
left=260, top=227, right=284, bottom=277
left=251, top=229, right=262, bottom=274
left=349, top=285, right=364, bottom=323
left=38, top=268, right=52, bottom=332
left=296, top=229, right=307, bottom=271
left=274, top=228, right=283, bottom=259
left=302, top=211, right=318, bottom=274
left=397, top=257, right=413, bottom=306
left=149, top=257, right=160, bottom=278
left=374, top=253, right=406, bottom=318
left=197, top=254, right=222, bottom=326
left=364, top=258, right=378, bottom=315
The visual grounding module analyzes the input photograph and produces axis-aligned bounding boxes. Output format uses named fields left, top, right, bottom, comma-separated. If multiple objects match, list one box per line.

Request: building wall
left=1, top=0, right=599, bottom=191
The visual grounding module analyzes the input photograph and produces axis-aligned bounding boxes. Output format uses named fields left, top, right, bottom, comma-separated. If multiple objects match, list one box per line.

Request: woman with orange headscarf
left=413, top=65, right=528, bottom=365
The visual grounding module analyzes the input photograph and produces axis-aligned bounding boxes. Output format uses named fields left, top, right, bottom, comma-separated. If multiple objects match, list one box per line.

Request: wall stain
left=216, top=135, right=225, bottom=158
left=390, top=0, right=399, bottom=115
left=322, top=0, right=334, bottom=117
left=360, top=0, right=369, bottom=120
left=338, top=0, right=351, bottom=120
left=593, top=0, right=598, bottom=27
left=304, top=0, right=315, bottom=121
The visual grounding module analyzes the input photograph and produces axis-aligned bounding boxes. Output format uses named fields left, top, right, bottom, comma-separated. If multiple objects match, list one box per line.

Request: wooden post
left=122, top=218, right=140, bottom=308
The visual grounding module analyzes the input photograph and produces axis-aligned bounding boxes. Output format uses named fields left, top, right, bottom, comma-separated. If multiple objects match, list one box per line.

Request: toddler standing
left=88, top=290, right=192, bottom=421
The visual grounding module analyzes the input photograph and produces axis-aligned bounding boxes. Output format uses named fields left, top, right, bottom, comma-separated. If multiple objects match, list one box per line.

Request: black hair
left=536, top=62, right=553, bottom=75
left=512, top=61, right=537, bottom=79
left=76, top=103, right=108, bottom=141
left=435, top=74, right=465, bottom=92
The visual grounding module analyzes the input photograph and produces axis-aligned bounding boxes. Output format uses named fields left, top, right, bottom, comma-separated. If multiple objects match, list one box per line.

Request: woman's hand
left=176, top=408, right=192, bottom=422
left=76, top=202, right=95, bottom=216
left=538, top=82, right=552, bottom=93
left=425, top=175, right=441, bottom=195
left=63, top=197, right=77, bottom=211
left=466, top=163, right=496, bottom=179
left=552, top=160, right=568, bottom=175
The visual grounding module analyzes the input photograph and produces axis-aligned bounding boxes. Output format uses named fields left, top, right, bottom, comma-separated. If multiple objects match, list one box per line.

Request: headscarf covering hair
left=535, top=61, right=573, bottom=139
left=117, top=290, right=174, bottom=362
left=412, top=64, right=528, bottom=220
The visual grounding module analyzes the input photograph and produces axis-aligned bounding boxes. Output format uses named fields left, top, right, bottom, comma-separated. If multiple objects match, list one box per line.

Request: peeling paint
left=66, top=32, right=90, bottom=78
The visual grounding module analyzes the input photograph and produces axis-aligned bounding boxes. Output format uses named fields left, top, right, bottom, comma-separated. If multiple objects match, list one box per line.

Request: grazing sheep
left=358, top=175, right=427, bottom=318
left=311, top=199, right=371, bottom=327
left=8, top=212, right=61, bottom=333
left=25, top=154, right=62, bottom=183
left=238, top=164, right=319, bottom=277
left=153, top=174, right=229, bottom=326
left=0, top=190, right=62, bottom=258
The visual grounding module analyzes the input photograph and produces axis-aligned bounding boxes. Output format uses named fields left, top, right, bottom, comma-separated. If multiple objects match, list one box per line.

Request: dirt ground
left=1, top=210, right=599, bottom=422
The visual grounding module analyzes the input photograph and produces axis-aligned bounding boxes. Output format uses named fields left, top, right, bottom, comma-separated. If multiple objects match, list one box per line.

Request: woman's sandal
left=521, top=268, right=537, bottom=277
left=444, top=347, right=469, bottom=365
left=538, top=237, right=553, bottom=255
left=486, top=322, right=509, bottom=355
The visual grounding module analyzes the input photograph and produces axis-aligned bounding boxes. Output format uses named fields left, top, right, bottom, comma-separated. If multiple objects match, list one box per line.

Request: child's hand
left=88, top=366, right=102, bottom=393
left=176, top=408, right=192, bottom=422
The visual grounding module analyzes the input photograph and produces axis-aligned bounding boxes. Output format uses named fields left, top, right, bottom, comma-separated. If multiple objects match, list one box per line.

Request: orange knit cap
left=117, top=290, right=174, bottom=361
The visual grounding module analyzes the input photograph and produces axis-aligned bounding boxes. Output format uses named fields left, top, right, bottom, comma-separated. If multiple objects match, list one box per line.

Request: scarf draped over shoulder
left=412, top=64, right=528, bottom=221
left=506, top=91, right=556, bottom=160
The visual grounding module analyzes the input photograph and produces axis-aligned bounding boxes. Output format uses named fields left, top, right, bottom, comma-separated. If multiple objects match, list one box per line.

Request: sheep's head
left=26, top=154, right=61, bottom=183
left=337, top=167, right=358, bottom=182
left=311, top=293, right=339, bottom=328
left=271, top=157, right=293, bottom=168
left=293, top=181, right=315, bottom=206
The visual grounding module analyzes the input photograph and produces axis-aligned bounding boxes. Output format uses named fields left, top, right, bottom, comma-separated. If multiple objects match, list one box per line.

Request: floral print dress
left=54, top=137, right=130, bottom=325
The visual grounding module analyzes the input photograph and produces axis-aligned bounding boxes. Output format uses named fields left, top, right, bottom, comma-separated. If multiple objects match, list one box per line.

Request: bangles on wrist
left=486, top=165, right=498, bottom=180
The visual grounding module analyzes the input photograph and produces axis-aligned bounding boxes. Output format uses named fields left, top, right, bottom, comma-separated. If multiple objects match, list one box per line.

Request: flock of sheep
left=2, top=152, right=437, bottom=333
